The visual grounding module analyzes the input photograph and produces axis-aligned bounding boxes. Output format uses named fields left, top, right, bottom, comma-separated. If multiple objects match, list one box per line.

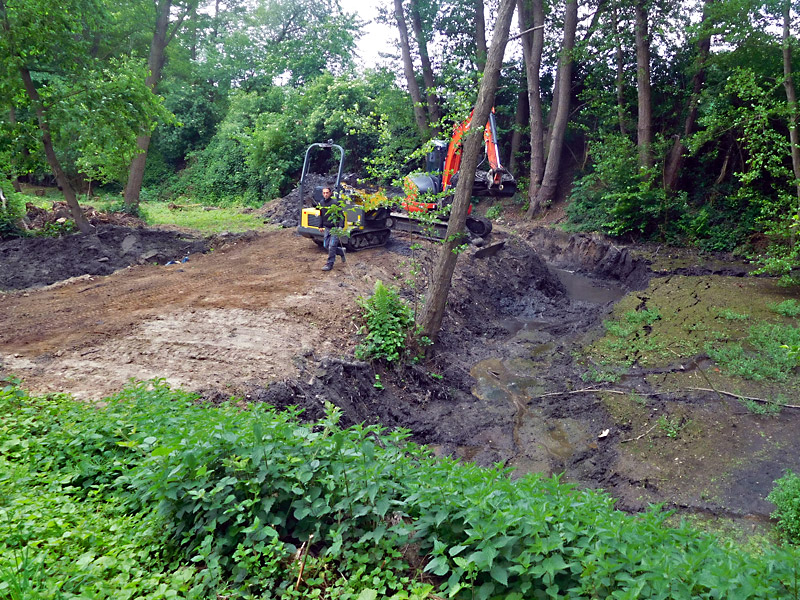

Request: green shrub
left=0, top=180, right=25, bottom=238
left=767, top=470, right=800, bottom=544
left=565, top=135, right=683, bottom=238
left=755, top=239, right=800, bottom=287
left=355, top=280, right=414, bottom=363
left=485, top=204, right=504, bottom=220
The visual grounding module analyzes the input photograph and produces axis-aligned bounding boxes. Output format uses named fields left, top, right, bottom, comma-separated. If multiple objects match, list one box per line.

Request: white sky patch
left=336, top=0, right=526, bottom=73
left=339, top=0, right=398, bottom=70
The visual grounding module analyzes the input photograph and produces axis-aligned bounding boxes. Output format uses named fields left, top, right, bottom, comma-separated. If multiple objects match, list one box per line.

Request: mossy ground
left=582, top=272, right=800, bottom=529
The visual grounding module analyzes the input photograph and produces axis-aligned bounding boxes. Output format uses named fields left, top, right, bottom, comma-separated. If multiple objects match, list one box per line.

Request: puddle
left=469, top=356, right=594, bottom=477
left=552, top=268, right=628, bottom=304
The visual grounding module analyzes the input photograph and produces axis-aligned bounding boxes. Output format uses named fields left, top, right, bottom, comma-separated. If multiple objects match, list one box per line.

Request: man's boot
left=322, top=261, right=333, bottom=271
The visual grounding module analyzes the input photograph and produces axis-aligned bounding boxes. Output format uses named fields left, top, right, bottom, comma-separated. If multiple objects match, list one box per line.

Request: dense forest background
left=2, top=0, right=799, bottom=281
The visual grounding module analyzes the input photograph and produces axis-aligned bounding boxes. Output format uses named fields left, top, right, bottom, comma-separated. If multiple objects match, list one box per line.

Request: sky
left=339, top=0, right=397, bottom=69
left=337, top=0, right=524, bottom=71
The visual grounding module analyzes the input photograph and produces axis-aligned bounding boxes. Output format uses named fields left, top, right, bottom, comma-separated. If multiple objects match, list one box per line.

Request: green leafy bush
left=485, top=204, right=504, bottom=220
left=355, top=280, right=414, bottom=363
left=767, top=471, right=800, bottom=544
left=3, top=378, right=800, bottom=599
left=565, top=135, right=682, bottom=238
left=0, top=179, right=25, bottom=238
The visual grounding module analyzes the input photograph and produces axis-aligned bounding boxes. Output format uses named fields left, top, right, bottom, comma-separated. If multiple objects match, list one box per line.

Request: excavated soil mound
left=0, top=225, right=210, bottom=290
left=22, top=201, right=145, bottom=231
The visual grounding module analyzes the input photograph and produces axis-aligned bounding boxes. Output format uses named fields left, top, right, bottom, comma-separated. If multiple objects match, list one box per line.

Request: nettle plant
left=4, top=378, right=800, bottom=600
left=355, top=279, right=415, bottom=363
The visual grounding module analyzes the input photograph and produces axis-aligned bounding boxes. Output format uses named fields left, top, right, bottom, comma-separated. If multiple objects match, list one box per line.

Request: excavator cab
left=397, top=109, right=516, bottom=239
left=404, top=109, right=517, bottom=202
left=296, top=143, right=391, bottom=251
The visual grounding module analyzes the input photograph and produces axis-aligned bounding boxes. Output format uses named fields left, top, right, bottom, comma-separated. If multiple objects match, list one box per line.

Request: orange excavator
left=393, top=108, right=517, bottom=238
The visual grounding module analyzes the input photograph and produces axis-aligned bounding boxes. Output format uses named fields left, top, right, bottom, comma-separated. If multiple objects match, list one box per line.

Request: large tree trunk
left=124, top=0, right=172, bottom=211
left=782, top=0, right=800, bottom=224
left=409, top=0, right=442, bottom=133
left=475, top=0, right=488, bottom=72
left=612, top=7, right=627, bottom=135
left=518, top=0, right=545, bottom=201
left=664, top=0, right=711, bottom=191
left=635, top=0, right=653, bottom=170
left=19, top=68, right=93, bottom=234
left=527, top=0, right=578, bottom=218
left=509, top=87, right=529, bottom=175
left=7, top=106, right=23, bottom=192
left=418, top=0, right=516, bottom=345
left=394, top=0, right=429, bottom=137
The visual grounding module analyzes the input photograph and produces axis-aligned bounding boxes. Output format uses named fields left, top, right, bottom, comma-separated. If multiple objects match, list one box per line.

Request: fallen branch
left=621, top=423, right=658, bottom=443
left=530, top=387, right=799, bottom=410
left=687, top=388, right=800, bottom=409
left=167, top=202, right=201, bottom=210
left=529, top=388, right=664, bottom=401
left=167, top=202, right=219, bottom=211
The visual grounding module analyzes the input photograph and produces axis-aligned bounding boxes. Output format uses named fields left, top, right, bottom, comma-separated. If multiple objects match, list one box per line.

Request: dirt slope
left=0, top=228, right=390, bottom=398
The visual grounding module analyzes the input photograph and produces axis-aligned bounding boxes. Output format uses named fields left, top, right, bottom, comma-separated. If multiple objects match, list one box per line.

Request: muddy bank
left=231, top=232, right=647, bottom=504
left=231, top=230, right=799, bottom=525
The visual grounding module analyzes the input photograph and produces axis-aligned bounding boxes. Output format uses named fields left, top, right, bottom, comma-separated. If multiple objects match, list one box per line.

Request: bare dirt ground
left=2, top=213, right=799, bottom=535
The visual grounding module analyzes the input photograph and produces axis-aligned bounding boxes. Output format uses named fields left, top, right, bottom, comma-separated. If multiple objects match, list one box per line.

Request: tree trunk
left=664, top=0, right=711, bottom=191
left=409, top=0, right=442, bottom=132
left=635, top=0, right=653, bottom=170
left=612, top=7, right=627, bottom=135
left=394, top=0, right=429, bottom=137
left=518, top=0, right=545, bottom=201
left=418, top=0, right=516, bottom=345
left=475, top=0, right=488, bottom=73
left=19, top=67, right=93, bottom=234
left=7, top=106, right=23, bottom=192
left=527, top=0, right=578, bottom=218
left=189, top=2, right=198, bottom=61
left=124, top=0, right=172, bottom=211
left=509, top=87, right=529, bottom=175
left=782, top=0, right=800, bottom=225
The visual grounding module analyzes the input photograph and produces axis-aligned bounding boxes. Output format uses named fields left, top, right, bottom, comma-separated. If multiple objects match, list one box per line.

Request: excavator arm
left=441, top=108, right=515, bottom=197
left=396, top=107, right=515, bottom=239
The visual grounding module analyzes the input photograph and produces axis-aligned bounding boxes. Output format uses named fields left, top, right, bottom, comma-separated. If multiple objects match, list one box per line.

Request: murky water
left=463, top=269, right=628, bottom=477
left=552, top=268, right=628, bottom=304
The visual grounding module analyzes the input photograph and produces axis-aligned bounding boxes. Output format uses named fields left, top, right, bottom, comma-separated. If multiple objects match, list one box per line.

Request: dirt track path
left=1, top=230, right=388, bottom=399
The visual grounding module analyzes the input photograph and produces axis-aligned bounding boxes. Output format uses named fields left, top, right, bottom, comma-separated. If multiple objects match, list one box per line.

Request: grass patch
left=587, top=307, right=670, bottom=368
left=715, top=308, right=750, bottom=321
left=706, top=323, right=800, bottom=382
left=140, top=201, right=269, bottom=234
left=770, top=299, right=800, bottom=318
left=584, top=275, right=800, bottom=375
left=14, top=188, right=271, bottom=235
